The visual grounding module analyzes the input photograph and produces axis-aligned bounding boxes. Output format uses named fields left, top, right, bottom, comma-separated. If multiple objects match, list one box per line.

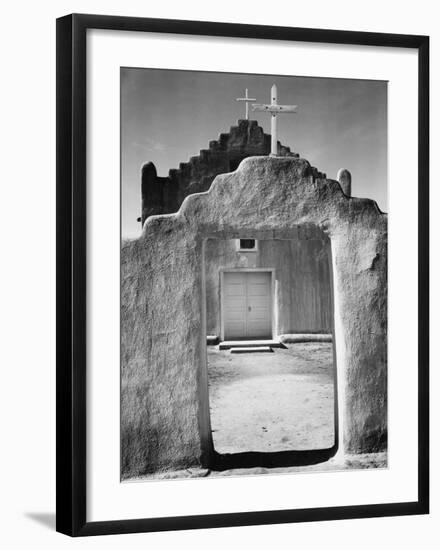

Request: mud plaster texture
left=140, top=119, right=325, bottom=224
left=121, top=156, right=387, bottom=479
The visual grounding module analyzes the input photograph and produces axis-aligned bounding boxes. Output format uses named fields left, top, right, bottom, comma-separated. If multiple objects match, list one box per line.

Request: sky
left=121, top=68, right=387, bottom=239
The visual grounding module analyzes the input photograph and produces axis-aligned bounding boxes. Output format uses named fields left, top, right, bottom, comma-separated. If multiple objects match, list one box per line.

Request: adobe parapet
left=140, top=119, right=326, bottom=226
left=337, top=168, right=352, bottom=197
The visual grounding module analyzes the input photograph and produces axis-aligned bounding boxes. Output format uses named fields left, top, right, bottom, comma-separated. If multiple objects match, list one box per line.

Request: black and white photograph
left=120, top=68, right=388, bottom=481
left=0, top=1, right=434, bottom=545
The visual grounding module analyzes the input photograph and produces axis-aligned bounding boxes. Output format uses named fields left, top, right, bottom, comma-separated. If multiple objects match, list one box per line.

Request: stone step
left=279, top=333, right=332, bottom=344
left=230, top=346, right=273, bottom=354
left=219, top=339, right=284, bottom=350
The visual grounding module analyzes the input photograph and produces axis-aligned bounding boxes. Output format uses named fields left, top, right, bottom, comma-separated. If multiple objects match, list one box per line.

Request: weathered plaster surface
left=140, top=119, right=325, bottom=224
left=337, top=168, right=352, bottom=197
left=121, top=156, right=387, bottom=478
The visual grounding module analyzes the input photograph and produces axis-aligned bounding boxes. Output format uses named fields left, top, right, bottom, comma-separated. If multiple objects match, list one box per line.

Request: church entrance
left=204, top=234, right=337, bottom=465
left=222, top=270, right=273, bottom=340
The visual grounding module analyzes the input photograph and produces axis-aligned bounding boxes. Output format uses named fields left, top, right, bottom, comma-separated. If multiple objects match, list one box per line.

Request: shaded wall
left=205, top=238, right=333, bottom=337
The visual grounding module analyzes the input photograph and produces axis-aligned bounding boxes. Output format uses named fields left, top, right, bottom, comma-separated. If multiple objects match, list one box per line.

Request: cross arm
left=252, top=104, right=298, bottom=113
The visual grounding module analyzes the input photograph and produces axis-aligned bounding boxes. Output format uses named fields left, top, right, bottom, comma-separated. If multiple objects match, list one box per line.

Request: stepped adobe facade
left=140, top=119, right=327, bottom=224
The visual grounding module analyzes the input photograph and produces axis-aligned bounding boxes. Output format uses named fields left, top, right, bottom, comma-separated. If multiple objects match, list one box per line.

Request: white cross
left=252, top=84, right=298, bottom=156
left=236, top=88, right=256, bottom=120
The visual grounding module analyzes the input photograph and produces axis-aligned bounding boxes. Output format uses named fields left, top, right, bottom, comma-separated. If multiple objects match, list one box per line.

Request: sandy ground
left=129, top=342, right=387, bottom=482
left=207, top=343, right=335, bottom=454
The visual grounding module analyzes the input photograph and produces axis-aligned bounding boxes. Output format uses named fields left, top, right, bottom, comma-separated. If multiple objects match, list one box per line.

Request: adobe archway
left=121, top=156, right=387, bottom=478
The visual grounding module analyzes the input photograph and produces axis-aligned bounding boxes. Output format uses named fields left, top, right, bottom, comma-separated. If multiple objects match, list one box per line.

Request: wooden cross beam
left=236, top=88, right=256, bottom=120
left=252, top=84, right=297, bottom=156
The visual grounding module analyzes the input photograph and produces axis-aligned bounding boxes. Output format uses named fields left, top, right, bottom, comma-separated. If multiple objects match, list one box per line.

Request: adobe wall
left=121, top=156, right=387, bottom=478
left=204, top=238, right=333, bottom=337
left=141, top=119, right=325, bottom=223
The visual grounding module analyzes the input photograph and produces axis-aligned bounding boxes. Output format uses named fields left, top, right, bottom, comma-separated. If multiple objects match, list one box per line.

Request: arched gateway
left=121, top=156, right=387, bottom=478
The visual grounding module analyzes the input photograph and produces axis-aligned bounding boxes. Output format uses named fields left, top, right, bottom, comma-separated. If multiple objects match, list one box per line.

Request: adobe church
left=121, top=87, right=387, bottom=478
left=139, top=115, right=352, bottom=342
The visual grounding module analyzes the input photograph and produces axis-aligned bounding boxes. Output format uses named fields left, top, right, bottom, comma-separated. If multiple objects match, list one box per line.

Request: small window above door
left=237, top=239, right=258, bottom=252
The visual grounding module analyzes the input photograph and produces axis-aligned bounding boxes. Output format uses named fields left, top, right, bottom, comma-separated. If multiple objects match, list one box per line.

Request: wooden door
left=223, top=272, right=272, bottom=340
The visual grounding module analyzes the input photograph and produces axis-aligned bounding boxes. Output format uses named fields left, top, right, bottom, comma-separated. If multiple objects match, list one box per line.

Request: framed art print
left=56, top=14, right=429, bottom=536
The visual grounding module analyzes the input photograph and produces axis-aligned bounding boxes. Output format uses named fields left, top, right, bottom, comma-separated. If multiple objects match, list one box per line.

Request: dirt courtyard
left=207, top=343, right=335, bottom=454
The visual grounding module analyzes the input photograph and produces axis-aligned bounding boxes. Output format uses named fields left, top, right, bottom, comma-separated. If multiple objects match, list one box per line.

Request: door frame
left=219, top=268, right=276, bottom=341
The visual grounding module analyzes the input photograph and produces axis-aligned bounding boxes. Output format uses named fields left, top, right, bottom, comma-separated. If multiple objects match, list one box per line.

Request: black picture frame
left=56, top=13, right=429, bottom=537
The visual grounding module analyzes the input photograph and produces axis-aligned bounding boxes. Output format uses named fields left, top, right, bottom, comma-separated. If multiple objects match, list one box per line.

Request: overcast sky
left=121, top=68, right=387, bottom=239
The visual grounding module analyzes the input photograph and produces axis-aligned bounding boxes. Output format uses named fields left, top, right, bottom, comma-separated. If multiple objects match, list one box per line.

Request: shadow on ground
left=211, top=446, right=337, bottom=471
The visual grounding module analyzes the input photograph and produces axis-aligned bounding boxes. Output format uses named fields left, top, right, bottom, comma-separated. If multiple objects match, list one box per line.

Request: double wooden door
left=223, top=271, right=272, bottom=340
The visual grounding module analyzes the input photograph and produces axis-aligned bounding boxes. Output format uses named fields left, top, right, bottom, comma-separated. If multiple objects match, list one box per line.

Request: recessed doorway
left=204, top=235, right=337, bottom=466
